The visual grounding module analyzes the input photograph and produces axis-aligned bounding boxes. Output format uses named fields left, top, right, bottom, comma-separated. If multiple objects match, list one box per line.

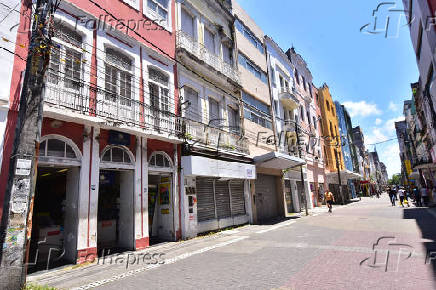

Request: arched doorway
left=148, top=151, right=175, bottom=243
left=29, top=135, right=82, bottom=273
left=97, top=146, right=135, bottom=254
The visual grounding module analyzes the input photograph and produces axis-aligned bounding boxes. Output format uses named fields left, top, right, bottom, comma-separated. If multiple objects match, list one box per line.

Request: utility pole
left=295, top=124, right=309, bottom=216
left=0, top=1, right=57, bottom=288
left=334, top=145, right=344, bottom=205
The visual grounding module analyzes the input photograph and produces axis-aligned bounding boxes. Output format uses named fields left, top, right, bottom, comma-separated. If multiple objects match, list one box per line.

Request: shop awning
left=326, top=170, right=361, bottom=179
left=253, top=151, right=306, bottom=170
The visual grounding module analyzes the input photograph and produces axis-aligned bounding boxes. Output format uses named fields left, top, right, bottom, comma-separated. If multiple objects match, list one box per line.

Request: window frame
left=104, top=48, right=134, bottom=107
left=48, top=24, right=84, bottom=91
left=145, top=0, right=172, bottom=31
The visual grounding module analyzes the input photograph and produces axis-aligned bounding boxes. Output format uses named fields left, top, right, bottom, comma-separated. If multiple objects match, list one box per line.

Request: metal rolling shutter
left=215, top=180, right=231, bottom=219
left=230, top=180, right=245, bottom=216
left=196, top=178, right=216, bottom=222
left=255, top=175, right=278, bottom=221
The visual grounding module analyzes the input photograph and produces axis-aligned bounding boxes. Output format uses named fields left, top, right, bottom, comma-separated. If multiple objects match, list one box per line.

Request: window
left=47, top=24, right=83, bottom=91
left=105, top=48, right=133, bottom=106
left=307, top=110, right=311, bottom=125
left=324, top=147, right=329, bottom=166
left=279, top=75, right=284, bottom=89
left=300, top=106, right=305, bottom=122
left=209, top=98, right=220, bottom=127
left=184, top=87, right=199, bottom=121
left=309, top=84, right=313, bottom=98
left=222, top=44, right=232, bottom=65
left=238, top=54, right=268, bottom=83
left=204, top=27, right=215, bottom=54
left=40, top=139, right=77, bottom=159
left=417, top=21, right=423, bottom=60
left=148, top=67, right=170, bottom=114
left=102, top=146, right=133, bottom=164
left=302, top=76, right=306, bottom=90
left=147, top=0, right=169, bottom=25
left=181, top=8, right=194, bottom=38
left=270, top=67, right=276, bottom=86
left=274, top=100, right=279, bottom=115
left=295, top=69, right=300, bottom=84
left=242, top=91, right=272, bottom=129
left=326, top=100, right=330, bottom=111
left=313, top=116, right=317, bottom=129
left=235, top=19, right=264, bottom=54
left=149, top=152, right=172, bottom=168
left=227, top=106, right=240, bottom=134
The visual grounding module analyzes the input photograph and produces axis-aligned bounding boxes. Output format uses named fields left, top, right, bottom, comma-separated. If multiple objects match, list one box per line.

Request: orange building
left=317, top=83, right=344, bottom=173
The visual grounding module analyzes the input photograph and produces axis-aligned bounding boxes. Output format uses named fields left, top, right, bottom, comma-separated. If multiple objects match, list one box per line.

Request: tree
left=388, top=174, right=401, bottom=185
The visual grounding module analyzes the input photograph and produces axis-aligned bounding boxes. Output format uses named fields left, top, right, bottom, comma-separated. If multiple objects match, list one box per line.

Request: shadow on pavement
left=403, top=207, right=436, bottom=280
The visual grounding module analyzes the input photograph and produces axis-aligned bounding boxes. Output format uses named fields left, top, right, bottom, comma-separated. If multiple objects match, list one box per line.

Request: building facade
left=1, top=0, right=186, bottom=267
left=286, top=48, right=324, bottom=210
left=176, top=0, right=256, bottom=238
left=317, top=84, right=347, bottom=201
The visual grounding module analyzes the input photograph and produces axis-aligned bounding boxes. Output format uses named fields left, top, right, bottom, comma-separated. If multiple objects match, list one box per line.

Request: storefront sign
left=182, top=156, right=256, bottom=179
left=159, top=183, right=171, bottom=205
left=109, top=130, right=131, bottom=146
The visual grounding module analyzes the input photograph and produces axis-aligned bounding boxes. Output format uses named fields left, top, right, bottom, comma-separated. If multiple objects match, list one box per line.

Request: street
left=28, top=195, right=436, bottom=290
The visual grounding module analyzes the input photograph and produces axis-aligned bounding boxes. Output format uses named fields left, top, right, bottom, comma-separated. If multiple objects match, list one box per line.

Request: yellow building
left=317, top=83, right=344, bottom=173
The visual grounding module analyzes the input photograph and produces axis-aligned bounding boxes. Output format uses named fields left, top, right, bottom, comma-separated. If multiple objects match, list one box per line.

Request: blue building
left=335, top=102, right=356, bottom=198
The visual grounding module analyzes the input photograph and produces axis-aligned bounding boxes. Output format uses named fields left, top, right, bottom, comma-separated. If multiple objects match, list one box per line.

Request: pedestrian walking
left=388, top=186, right=397, bottom=206
left=398, top=187, right=410, bottom=207
left=413, top=186, right=422, bottom=207
left=325, top=190, right=335, bottom=213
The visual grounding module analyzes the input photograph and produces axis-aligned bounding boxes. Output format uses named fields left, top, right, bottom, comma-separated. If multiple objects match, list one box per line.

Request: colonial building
left=1, top=0, right=185, bottom=269
left=286, top=47, right=323, bottom=210
left=263, top=36, right=306, bottom=216
left=176, top=0, right=255, bottom=238
left=403, top=0, right=436, bottom=188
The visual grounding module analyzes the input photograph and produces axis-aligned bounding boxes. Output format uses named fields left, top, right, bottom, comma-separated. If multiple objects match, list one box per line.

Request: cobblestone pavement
left=28, top=195, right=436, bottom=290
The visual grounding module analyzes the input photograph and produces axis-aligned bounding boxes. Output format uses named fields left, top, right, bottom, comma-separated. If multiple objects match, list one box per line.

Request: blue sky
left=237, top=0, right=419, bottom=178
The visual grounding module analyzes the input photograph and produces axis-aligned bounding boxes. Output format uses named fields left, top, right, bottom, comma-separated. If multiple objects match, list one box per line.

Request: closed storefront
left=196, top=178, right=216, bottom=222
left=297, top=181, right=305, bottom=211
left=195, top=177, right=248, bottom=231
left=181, top=156, right=255, bottom=237
left=255, top=174, right=278, bottom=223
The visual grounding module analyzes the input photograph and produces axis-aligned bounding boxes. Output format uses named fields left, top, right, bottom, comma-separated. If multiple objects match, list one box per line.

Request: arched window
left=101, top=146, right=134, bottom=164
left=39, top=135, right=82, bottom=166
left=149, top=152, right=173, bottom=171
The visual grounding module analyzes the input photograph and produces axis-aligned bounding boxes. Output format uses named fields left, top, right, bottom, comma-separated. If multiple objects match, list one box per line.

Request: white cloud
left=364, top=116, right=405, bottom=178
left=375, top=118, right=382, bottom=125
left=342, top=101, right=382, bottom=118
left=388, top=101, right=399, bottom=112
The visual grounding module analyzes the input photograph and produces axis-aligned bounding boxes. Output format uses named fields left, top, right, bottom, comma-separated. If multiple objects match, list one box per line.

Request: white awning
left=182, top=155, right=256, bottom=179
left=253, top=151, right=306, bottom=170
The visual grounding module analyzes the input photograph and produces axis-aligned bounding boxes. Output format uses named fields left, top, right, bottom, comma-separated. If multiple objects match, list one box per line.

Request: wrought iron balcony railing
left=182, top=118, right=249, bottom=155
left=176, top=30, right=240, bottom=84
left=43, top=82, right=182, bottom=136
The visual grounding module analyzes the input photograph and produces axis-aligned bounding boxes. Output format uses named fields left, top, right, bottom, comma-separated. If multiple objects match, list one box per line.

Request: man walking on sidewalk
left=325, top=190, right=335, bottom=213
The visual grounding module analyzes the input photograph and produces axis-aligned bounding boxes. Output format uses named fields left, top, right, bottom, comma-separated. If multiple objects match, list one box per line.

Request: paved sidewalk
left=27, top=196, right=436, bottom=289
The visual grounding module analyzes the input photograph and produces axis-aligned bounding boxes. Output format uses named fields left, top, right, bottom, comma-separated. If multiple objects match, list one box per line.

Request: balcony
left=279, top=87, right=299, bottom=109
left=43, top=82, right=182, bottom=137
left=182, top=118, right=249, bottom=155
left=176, top=30, right=240, bottom=86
